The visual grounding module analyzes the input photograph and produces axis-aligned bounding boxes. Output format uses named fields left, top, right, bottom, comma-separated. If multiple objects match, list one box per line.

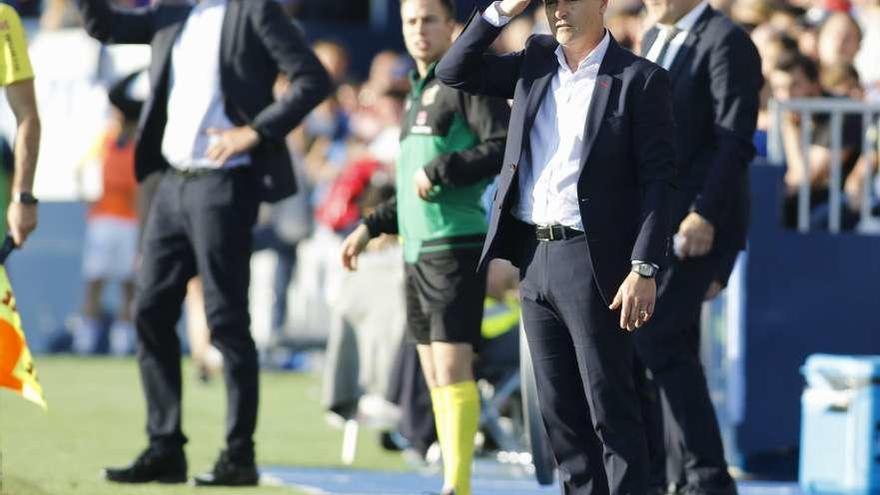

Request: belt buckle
left=536, top=224, right=556, bottom=241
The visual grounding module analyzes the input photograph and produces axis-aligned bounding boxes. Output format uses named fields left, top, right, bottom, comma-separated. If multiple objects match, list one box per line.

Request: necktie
left=653, top=26, right=682, bottom=69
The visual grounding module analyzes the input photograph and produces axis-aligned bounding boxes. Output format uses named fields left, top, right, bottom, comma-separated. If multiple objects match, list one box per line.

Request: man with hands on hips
left=76, top=0, right=330, bottom=486
left=436, top=0, right=676, bottom=493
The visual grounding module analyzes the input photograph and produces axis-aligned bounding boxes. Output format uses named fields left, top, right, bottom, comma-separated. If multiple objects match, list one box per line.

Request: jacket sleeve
left=693, top=29, right=763, bottom=225
left=630, top=66, right=676, bottom=268
left=423, top=92, right=510, bottom=187
left=435, top=8, right=524, bottom=99
left=250, top=0, right=332, bottom=141
left=714, top=249, right=741, bottom=287
left=76, top=0, right=155, bottom=44
left=363, top=195, right=399, bottom=237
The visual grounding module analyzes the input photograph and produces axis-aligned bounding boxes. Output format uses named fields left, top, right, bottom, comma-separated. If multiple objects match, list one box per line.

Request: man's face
left=769, top=67, right=819, bottom=101
left=401, top=0, right=454, bottom=66
left=817, top=14, right=861, bottom=66
left=544, top=0, right=607, bottom=46
left=643, top=0, right=702, bottom=25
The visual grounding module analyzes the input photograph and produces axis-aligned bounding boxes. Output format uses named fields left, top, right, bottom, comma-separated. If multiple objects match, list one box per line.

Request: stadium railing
left=767, top=98, right=880, bottom=233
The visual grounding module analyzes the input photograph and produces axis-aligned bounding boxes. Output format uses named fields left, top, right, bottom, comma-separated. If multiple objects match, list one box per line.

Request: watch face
left=635, top=264, right=655, bottom=277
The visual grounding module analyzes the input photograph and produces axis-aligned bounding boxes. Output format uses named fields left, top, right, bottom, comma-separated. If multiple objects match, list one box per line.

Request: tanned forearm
left=7, top=81, right=40, bottom=194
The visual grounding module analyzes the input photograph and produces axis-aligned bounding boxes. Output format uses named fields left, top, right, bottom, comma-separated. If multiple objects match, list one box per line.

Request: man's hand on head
left=497, top=0, right=533, bottom=18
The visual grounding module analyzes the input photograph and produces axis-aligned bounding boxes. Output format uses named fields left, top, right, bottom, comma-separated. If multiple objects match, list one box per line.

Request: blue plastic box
left=800, top=354, right=880, bottom=494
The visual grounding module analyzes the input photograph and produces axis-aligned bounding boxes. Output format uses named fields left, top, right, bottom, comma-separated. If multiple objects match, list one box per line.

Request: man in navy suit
left=77, top=0, right=330, bottom=486
left=638, top=0, right=761, bottom=492
left=436, top=0, right=676, bottom=492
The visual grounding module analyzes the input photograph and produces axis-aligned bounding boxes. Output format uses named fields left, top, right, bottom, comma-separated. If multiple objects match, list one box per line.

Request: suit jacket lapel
left=522, top=49, right=558, bottom=144
left=665, top=31, right=697, bottom=82
left=666, top=6, right=715, bottom=83
left=640, top=27, right=659, bottom=57
left=151, top=10, right=189, bottom=94
left=579, top=38, right=617, bottom=172
left=221, top=0, right=241, bottom=65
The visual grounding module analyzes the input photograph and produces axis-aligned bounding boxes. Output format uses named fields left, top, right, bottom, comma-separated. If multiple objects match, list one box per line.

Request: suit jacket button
left=580, top=197, right=590, bottom=203
left=509, top=163, right=517, bottom=171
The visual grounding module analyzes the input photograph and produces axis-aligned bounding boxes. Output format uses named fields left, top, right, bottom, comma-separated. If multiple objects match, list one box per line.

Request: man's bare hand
left=498, top=0, right=532, bottom=17
left=414, top=168, right=435, bottom=201
left=609, top=271, right=656, bottom=332
left=206, top=126, right=261, bottom=164
left=340, top=224, right=372, bottom=271
left=676, top=212, right=715, bottom=259
left=8, top=202, right=37, bottom=247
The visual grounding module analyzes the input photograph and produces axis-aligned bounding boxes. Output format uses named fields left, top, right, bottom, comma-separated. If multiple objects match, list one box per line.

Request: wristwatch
left=631, top=262, right=658, bottom=279
left=13, top=192, right=39, bottom=205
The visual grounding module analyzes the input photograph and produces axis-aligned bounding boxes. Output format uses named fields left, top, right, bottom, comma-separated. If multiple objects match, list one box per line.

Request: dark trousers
left=518, top=232, right=648, bottom=495
left=387, top=340, right=436, bottom=457
left=135, top=168, right=260, bottom=461
left=634, top=253, right=736, bottom=494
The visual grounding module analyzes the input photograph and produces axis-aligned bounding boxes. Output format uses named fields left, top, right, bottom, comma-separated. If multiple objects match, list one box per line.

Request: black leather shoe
left=103, top=446, right=187, bottom=484
left=192, top=450, right=259, bottom=487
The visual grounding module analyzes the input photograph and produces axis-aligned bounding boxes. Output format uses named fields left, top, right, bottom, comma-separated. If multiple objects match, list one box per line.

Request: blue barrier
left=706, top=163, right=880, bottom=476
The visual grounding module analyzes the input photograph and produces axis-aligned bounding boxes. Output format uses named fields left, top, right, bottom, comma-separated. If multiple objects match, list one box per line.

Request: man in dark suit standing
left=638, top=0, right=761, bottom=493
left=436, top=0, right=676, bottom=493
left=76, top=0, right=329, bottom=486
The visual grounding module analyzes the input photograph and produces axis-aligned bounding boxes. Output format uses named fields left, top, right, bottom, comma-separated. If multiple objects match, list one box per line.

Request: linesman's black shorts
left=404, top=246, right=486, bottom=349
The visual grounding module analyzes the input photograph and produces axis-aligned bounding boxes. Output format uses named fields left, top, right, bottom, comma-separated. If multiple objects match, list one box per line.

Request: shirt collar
left=553, top=29, right=611, bottom=74
left=409, top=61, right=438, bottom=94
left=658, top=1, right=709, bottom=33
left=190, top=0, right=225, bottom=11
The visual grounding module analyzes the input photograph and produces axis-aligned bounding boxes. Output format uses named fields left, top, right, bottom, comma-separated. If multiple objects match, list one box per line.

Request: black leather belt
left=534, top=224, right=584, bottom=241
left=169, top=167, right=222, bottom=178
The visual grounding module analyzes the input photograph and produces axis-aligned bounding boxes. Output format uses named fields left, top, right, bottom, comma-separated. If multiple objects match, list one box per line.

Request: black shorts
left=404, top=247, right=486, bottom=349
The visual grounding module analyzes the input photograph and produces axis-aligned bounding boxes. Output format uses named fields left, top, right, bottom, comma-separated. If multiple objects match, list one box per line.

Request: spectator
left=816, top=12, right=863, bottom=68
left=769, top=54, right=863, bottom=227
left=821, top=61, right=864, bottom=99
left=72, top=72, right=142, bottom=356
left=606, top=4, right=644, bottom=51
left=322, top=181, right=403, bottom=421
left=854, top=0, right=880, bottom=100
left=300, top=41, right=354, bottom=203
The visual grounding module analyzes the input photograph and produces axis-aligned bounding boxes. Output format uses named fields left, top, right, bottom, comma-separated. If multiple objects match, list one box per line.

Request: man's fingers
left=346, top=248, right=359, bottom=271
left=10, top=228, right=23, bottom=247
left=619, top=295, right=631, bottom=330
left=610, top=288, right=623, bottom=310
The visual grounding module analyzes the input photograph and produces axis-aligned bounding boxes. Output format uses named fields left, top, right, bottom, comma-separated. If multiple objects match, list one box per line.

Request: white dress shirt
left=161, top=0, right=249, bottom=170
left=644, top=1, right=709, bottom=70
left=484, top=3, right=610, bottom=230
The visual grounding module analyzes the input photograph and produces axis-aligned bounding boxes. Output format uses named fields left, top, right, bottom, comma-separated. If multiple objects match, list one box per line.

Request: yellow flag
left=0, top=264, right=46, bottom=410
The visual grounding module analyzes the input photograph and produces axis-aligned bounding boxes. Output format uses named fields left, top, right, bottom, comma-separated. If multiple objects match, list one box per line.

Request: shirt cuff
left=482, top=1, right=511, bottom=27
left=632, top=260, right=660, bottom=270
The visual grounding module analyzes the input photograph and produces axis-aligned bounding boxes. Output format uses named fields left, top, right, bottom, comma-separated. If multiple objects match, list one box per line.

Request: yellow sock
left=430, top=387, right=448, bottom=459
left=439, top=381, right=480, bottom=495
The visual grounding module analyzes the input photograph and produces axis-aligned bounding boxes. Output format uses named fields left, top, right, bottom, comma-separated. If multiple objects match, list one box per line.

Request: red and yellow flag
left=0, top=263, right=46, bottom=410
